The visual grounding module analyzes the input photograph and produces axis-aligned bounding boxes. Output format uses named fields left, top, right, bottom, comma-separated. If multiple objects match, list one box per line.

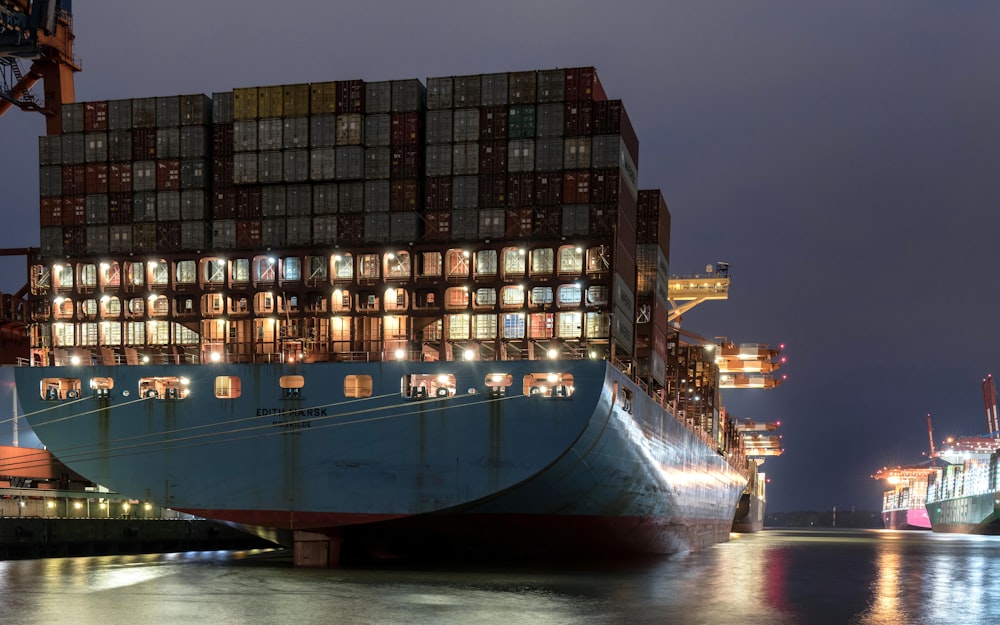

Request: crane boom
left=0, top=0, right=79, bottom=134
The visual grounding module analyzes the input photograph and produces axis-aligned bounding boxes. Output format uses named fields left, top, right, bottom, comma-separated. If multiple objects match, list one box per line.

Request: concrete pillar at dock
left=292, top=530, right=341, bottom=567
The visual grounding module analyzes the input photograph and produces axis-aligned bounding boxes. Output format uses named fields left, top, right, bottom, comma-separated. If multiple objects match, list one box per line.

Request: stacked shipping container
left=39, top=95, right=213, bottom=257
left=216, top=79, right=425, bottom=250
left=33, top=67, right=668, bottom=367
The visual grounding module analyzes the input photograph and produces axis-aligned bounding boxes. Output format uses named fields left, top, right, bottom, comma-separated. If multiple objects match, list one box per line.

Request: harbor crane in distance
left=0, top=0, right=79, bottom=134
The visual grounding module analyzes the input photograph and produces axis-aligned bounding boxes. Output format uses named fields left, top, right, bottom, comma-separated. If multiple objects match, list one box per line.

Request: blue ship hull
left=15, top=359, right=746, bottom=560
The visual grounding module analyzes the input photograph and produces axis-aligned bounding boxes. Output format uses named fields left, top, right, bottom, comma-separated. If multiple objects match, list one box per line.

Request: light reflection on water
left=2, top=532, right=1000, bottom=624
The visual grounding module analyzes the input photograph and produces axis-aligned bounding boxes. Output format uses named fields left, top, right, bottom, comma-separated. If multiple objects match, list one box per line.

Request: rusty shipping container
left=61, top=164, right=86, bottom=195
left=108, top=163, right=133, bottom=193
left=39, top=197, right=62, bottom=227
left=390, top=146, right=420, bottom=178
left=505, top=207, right=533, bottom=238
left=478, top=174, right=506, bottom=209
left=108, top=193, right=134, bottom=224
left=83, top=101, right=109, bottom=132
left=131, top=128, right=157, bottom=160
left=423, top=210, right=451, bottom=241
left=424, top=176, right=452, bottom=211
left=508, top=71, right=537, bottom=104
left=564, top=67, right=607, bottom=102
left=84, top=163, right=109, bottom=195
left=337, top=80, right=365, bottom=114
left=389, top=179, right=419, bottom=212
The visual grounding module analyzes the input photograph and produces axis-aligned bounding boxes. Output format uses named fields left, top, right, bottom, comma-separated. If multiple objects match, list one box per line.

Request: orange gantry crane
left=0, top=0, right=79, bottom=134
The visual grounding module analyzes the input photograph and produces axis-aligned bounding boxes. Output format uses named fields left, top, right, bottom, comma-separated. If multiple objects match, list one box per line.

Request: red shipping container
left=564, top=102, right=593, bottom=136
left=478, top=174, right=506, bottom=208
left=131, top=128, right=157, bottom=159
left=40, top=197, right=63, bottom=227
left=83, top=101, right=109, bottom=132
left=63, top=226, right=87, bottom=255
left=156, top=160, right=181, bottom=190
left=638, top=189, right=665, bottom=216
left=636, top=213, right=660, bottom=244
left=390, top=146, right=420, bottom=178
left=212, top=156, right=234, bottom=189
left=61, top=196, right=87, bottom=226
left=108, top=162, right=133, bottom=193
left=532, top=207, right=561, bottom=238
left=337, top=213, right=365, bottom=244
left=506, top=173, right=535, bottom=207
left=235, top=186, right=261, bottom=219
left=212, top=124, right=234, bottom=156
left=337, top=80, right=365, bottom=114
left=390, top=112, right=421, bottom=146
left=562, top=170, right=590, bottom=204
left=212, top=189, right=237, bottom=219
left=236, top=219, right=262, bottom=249
left=590, top=169, right=620, bottom=204
left=61, top=164, right=86, bottom=195
left=424, top=176, right=452, bottom=210
left=85, top=163, right=109, bottom=194
left=534, top=172, right=563, bottom=205
left=478, top=141, right=507, bottom=175
left=423, top=210, right=451, bottom=241
left=108, top=193, right=134, bottom=224
left=564, top=67, right=606, bottom=102
left=479, top=107, right=509, bottom=141
left=389, top=178, right=419, bottom=212
left=505, top=208, right=533, bottom=238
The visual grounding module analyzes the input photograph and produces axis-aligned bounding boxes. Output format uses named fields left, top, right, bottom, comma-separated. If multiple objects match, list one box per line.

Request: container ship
left=871, top=414, right=938, bottom=530
left=10, top=67, right=771, bottom=564
left=873, top=465, right=936, bottom=530
left=924, top=376, right=1000, bottom=534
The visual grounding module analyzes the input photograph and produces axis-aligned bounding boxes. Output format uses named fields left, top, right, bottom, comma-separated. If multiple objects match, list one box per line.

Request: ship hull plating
left=881, top=507, right=931, bottom=531
left=926, top=492, right=1000, bottom=534
left=15, top=360, right=746, bottom=559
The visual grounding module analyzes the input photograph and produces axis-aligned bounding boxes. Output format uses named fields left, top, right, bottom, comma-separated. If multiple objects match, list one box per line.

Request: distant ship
left=924, top=375, right=1000, bottom=534
left=873, top=465, right=936, bottom=530
left=872, top=414, right=937, bottom=530
left=7, top=67, right=785, bottom=564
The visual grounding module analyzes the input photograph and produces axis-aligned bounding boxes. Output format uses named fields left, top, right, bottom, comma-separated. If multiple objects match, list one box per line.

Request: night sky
left=2, top=1, right=999, bottom=513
